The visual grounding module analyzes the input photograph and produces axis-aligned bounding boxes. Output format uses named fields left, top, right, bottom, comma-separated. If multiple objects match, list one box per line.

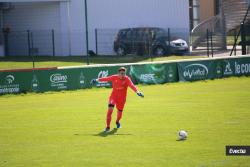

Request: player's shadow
left=93, top=128, right=133, bottom=137
left=95, top=128, right=118, bottom=137
left=74, top=128, right=132, bottom=137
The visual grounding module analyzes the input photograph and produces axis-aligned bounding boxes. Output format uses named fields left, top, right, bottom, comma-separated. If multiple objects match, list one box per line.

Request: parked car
left=114, top=27, right=188, bottom=56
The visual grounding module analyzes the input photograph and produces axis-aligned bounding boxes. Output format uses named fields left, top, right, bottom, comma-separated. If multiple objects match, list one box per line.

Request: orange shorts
left=109, top=95, right=126, bottom=111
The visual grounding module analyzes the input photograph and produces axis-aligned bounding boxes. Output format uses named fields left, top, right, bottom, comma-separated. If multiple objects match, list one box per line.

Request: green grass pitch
left=0, top=77, right=250, bottom=167
left=0, top=55, right=206, bottom=70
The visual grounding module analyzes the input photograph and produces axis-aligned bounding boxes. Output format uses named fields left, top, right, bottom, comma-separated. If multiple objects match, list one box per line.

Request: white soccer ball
left=178, top=130, right=188, bottom=140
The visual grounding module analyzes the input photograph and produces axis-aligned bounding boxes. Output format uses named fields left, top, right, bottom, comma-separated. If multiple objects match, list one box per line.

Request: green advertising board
left=177, top=60, right=223, bottom=82
left=0, top=71, right=33, bottom=94
left=1, top=56, right=250, bottom=95
left=32, top=69, right=86, bottom=92
left=30, top=66, right=127, bottom=92
left=0, top=66, right=124, bottom=94
left=129, top=63, right=178, bottom=84
left=222, top=57, right=250, bottom=77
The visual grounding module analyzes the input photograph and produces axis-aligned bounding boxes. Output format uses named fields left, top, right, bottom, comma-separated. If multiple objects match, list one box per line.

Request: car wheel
left=116, top=47, right=126, bottom=56
left=153, top=47, right=165, bottom=56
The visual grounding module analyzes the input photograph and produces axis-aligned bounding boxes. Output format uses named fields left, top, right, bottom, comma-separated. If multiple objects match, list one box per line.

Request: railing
left=191, top=15, right=222, bottom=50
left=230, top=4, right=250, bottom=56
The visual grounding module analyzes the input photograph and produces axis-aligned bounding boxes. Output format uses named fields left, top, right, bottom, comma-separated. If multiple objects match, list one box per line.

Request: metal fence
left=0, top=27, right=189, bottom=57
left=241, top=23, right=250, bottom=54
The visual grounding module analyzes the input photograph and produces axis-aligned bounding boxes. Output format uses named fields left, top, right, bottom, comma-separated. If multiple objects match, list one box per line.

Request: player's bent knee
left=108, top=104, right=114, bottom=108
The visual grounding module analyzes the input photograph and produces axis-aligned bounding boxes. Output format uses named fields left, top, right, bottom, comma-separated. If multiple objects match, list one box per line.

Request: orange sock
left=116, top=111, right=123, bottom=123
left=106, top=108, right=113, bottom=128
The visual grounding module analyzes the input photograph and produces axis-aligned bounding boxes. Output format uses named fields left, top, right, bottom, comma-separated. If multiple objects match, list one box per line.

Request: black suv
left=114, top=27, right=188, bottom=56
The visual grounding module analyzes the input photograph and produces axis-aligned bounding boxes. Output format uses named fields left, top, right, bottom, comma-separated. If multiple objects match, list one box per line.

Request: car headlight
left=170, top=42, right=175, bottom=47
left=181, top=41, right=188, bottom=47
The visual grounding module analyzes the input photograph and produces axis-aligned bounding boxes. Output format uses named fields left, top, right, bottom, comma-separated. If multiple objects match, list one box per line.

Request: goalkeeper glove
left=137, top=91, right=144, bottom=98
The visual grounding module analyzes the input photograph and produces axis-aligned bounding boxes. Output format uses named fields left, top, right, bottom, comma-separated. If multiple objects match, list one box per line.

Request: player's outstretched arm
left=98, top=75, right=114, bottom=82
left=90, top=76, right=114, bottom=85
left=127, top=77, right=144, bottom=98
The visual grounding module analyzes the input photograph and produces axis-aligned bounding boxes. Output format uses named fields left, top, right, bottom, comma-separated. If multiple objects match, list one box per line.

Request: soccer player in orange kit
left=91, top=67, right=144, bottom=132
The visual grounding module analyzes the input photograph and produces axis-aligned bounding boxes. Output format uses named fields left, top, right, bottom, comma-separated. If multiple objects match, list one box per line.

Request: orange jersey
left=98, top=75, right=138, bottom=100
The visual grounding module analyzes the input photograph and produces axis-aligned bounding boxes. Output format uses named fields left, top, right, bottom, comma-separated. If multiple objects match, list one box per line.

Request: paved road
left=190, top=46, right=250, bottom=57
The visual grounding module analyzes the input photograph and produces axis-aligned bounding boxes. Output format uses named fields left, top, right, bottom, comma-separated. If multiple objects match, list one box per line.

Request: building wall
left=200, top=0, right=216, bottom=22
left=70, top=0, right=190, bottom=55
left=1, top=0, right=189, bottom=56
left=190, top=0, right=217, bottom=30
left=3, top=2, right=60, bottom=31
